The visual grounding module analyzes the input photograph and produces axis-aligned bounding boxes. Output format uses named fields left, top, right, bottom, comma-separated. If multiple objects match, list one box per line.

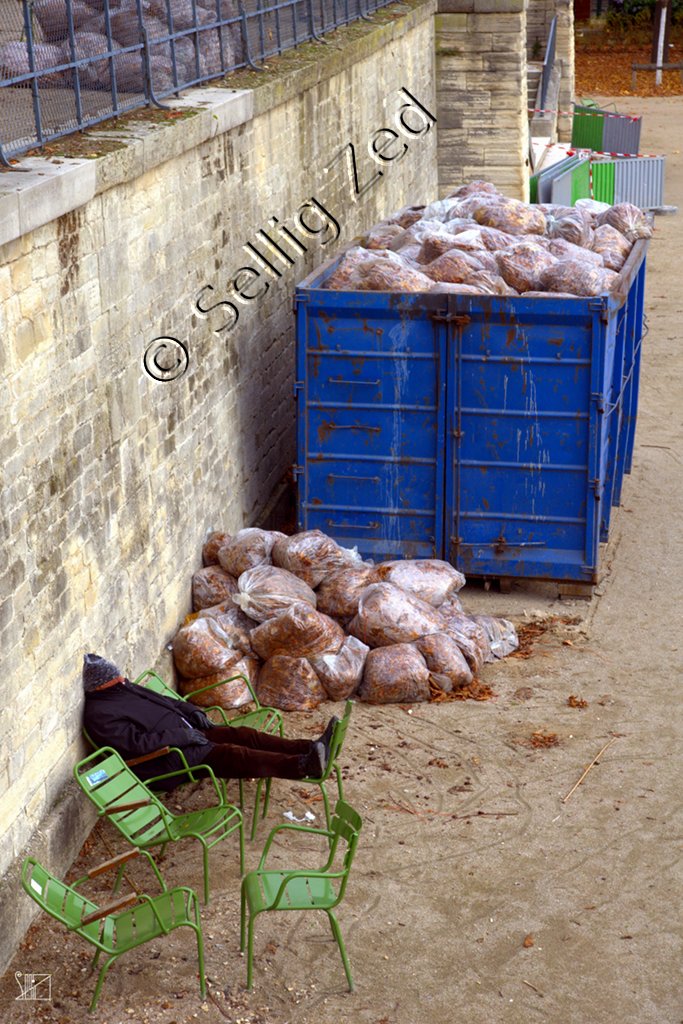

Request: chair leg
left=250, top=780, right=264, bottom=842
left=193, top=924, right=207, bottom=999
left=90, top=953, right=118, bottom=1011
left=246, top=913, right=257, bottom=990
left=327, top=909, right=354, bottom=991
left=238, top=817, right=245, bottom=875
left=319, top=782, right=332, bottom=832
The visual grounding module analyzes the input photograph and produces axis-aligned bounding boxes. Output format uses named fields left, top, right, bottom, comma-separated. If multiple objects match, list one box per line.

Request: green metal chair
left=21, top=853, right=206, bottom=1012
left=240, top=799, right=363, bottom=991
left=134, top=669, right=284, bottom=840
left=74, top=745, right=244, bottom=903
left=300, top=700, right=354, bottom=831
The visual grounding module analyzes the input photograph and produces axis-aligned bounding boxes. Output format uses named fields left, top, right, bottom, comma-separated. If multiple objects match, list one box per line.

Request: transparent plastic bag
left=314, top=566, right=380, bottom=623
left=309, top=635, right=369, bottom=701
left=217, top=528, right=286, bottom=577
left=358, top=643, right=431, bottom=703
left=202, top=531, right=232, bottom=566
left=496, top=241, right=558, bottom=293
left=414, top=632, right=473, bottom=689
left=361, top=222, right=408, bottom=250
left=179, top=656, right=259, bottom=710
left=424, top=249, right=487, bottom=283
left=540, top=258, right=618, bottom=297
left=198, top=600, right=258, bottom=633
left=192, top=566, right=239, bottom=611
left=447, top=180, right=503, bottom=200
left=471, top=615, right=519, bottom=660
left=467, top=197, right=547, bottom=236
left=172, top=617, right=250, bottom=679
left=597, top=202, right=653, bottom=242
left=271, top=529, right=362, bottom=587
left=256, top=655, right=326, bottom=711
left=548, top=238, right=602, bottom=265
left=375, top=559, right=465, bottom=607
left=250, top=602, right=345, bottom=660
left=436, top=608, right=490, bottom=675
left=545, top=207, right=593, bottom=248
left=348, top=582, right=446, bottom=648
left=590, top=224, right=633, bottom=272
left=233, top=565, right=317, bottom=622
left=388, top=204, right=426, bottom=228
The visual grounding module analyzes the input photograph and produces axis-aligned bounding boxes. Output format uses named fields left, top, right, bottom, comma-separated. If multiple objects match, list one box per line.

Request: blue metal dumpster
left=294, top=237, right=649, bottom=584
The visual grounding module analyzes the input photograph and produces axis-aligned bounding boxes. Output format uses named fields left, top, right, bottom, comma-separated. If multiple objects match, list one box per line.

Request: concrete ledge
left=0, top=89, right=254, bottom=248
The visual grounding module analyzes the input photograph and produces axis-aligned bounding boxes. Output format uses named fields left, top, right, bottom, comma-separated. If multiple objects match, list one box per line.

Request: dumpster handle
left=326, top=424, right=381, bottom=433
left=327, top=474, right=381, bottom=484
left=326, top=521, right=380, bottom=530
left=328, top=378, right=381, bottom=386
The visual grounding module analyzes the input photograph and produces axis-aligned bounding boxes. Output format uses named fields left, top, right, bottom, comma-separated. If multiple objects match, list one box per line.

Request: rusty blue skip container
left=294, top=238, right=649, bottom=584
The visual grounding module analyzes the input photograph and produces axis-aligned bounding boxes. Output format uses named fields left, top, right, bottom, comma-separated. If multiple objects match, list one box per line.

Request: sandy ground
left=2, top=96, right=682, bottom=1024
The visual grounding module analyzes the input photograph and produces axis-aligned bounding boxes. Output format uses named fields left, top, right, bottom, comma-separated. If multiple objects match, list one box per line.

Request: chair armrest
left=258, top=822, right=333, bottom=869
left=86, top=849, right=140, bottom=877
left=102, top=799, right=152, bottom=814
left=126, top=746, right=172, bottom=767
left=267, top=868, right=345, bottom=909
left=142, top=762, right=224, bottom=803
left=80, top=893, right=138, bottom=926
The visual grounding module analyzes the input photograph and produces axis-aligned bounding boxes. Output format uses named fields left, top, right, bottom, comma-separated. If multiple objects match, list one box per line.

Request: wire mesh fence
left=0, top=0, right=398, bottom=162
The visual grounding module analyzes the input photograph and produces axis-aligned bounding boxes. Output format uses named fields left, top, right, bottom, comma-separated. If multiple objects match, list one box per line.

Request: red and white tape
left=528, top=107, right=642, bottom=122
left=540, top=143, right=662, bottom=158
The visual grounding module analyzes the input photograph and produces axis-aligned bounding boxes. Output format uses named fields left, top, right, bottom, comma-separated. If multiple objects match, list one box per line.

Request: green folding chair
left=21, top=853, right=206, bottom=1012
left=74, top=746, right=243, bottom=903
left=240, top=799, right=363, bottom=991
left=300, top=700, right=354, bottom=831
left=134, top=669, right=284, bottom=840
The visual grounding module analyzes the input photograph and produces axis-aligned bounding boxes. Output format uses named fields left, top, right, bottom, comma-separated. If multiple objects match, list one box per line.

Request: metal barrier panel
left=613, top=156, right=665, bottom=209
left=591, top=160, right=615, bottom=204
left=571, top=105, right=606, bottom=151
left=0, top=0, right=398, bottom=161
left=602, top=109, right=642, bottom=156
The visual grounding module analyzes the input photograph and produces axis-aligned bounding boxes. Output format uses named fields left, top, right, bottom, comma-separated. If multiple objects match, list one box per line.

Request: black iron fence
left=0, top=0, right=398, bottom=162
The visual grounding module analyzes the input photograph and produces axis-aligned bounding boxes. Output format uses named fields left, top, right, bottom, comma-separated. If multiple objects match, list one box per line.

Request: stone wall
left=434, top=0, right=530, bottom=200
left=0, top=0, right=438, bottom=972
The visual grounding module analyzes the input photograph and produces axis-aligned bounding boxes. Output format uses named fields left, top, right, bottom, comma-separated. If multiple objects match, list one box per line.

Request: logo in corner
left=15, top=971, right=52, bottom=1001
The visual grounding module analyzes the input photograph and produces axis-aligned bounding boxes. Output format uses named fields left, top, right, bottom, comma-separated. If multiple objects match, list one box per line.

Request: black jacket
left=83, top=682, right=215, bottom=789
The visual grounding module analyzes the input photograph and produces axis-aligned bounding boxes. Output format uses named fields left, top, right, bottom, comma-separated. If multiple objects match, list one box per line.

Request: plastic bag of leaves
left=590, top=224, right=633, bottom=272
left=343, top=251, right=434, bottom=293
left=348, top=582, right=446, bottom=648
left=547, top=238, right=603, bottom=265
left=436, top=606, right=490, bottom=675
left=309, top=635, right=369, bottom=701
left=271, top=529, right=363, bottom=587
left=172, top=617, right=251, bottom=679
left=197, top=600, right=258, bottom=633
left=496, top=241, right=558, bottom=293
left=375, top=559, right=465, bottom=607
left=540, top=258, right=618, bottom=297
left=387, top=205, right=426, bottom=228
left=233, top=565, right=317, bottom=622
left=179, top=656, right=260, bottom=710
left=250, top=602, right=345, bottom=661
left=202, top=531, right=232, bottom=566
left=192, top=566, right=239, bottom=612
left=314, top=565, right=380, bottom=625
left=256, top=655, right=327, bottom=711
left=471, top=615, right=519, bottom=660
left=463, top=196, right=547, bottom=236
left=545, top=206, right=593, bottom=248
left=361, top=222, right=408, bottom=249
left=596, top=202, right=653, bottom=242
left=414, top=632, right=473, bottom=689
left=358, top=643, right=431, bottom=703
left=217, top=528, right=286, bottom=577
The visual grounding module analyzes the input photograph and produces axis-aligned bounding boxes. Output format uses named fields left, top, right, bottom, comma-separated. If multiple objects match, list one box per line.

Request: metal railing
left=0, top=0, right=398, bottom=163
left=538, top=14, right=557, bottom=113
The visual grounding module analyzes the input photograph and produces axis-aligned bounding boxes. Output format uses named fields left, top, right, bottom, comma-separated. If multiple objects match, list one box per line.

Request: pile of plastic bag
left=325, top=182, right=653, bottom=299
left=171, top=528, right=519, bottom=710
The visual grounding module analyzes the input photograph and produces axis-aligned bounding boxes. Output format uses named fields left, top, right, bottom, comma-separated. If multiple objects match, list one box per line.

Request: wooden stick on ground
left=561, top=736, right=618, bottom=804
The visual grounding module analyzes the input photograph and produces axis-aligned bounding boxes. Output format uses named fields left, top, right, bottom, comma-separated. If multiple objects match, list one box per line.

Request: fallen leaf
left=523, top=934, right=534, bottom=948
left=568, top=695, right=589, bottom=709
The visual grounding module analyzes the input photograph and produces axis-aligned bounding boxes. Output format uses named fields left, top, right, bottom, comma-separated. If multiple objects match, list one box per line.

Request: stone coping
left=0, top=0, right=435, bottom=250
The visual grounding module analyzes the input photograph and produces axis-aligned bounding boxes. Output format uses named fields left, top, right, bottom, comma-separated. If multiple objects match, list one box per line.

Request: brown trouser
left=200, top=725, right=313, bottom=780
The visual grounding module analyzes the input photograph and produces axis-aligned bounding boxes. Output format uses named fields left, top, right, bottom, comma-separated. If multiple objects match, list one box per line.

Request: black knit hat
left=82, top=653, right=124, bottom=692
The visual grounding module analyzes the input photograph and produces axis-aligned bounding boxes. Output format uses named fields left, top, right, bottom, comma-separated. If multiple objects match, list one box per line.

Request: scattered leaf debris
left=430, top=679, right=496, bottom=702
left=568, top=695, right=589, bottom=709
left=523, top=933, right=535, bottom=948
left=428, top=758, right=449, bottom=768
left=509, top=616, right=581, bottom=659
left=528, top=730, right=560, bottom=749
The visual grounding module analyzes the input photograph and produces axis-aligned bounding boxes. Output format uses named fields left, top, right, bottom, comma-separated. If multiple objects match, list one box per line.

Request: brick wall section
left=434, top=0, right=530, bottom=200
left=0, top=0, right=437, bottom=972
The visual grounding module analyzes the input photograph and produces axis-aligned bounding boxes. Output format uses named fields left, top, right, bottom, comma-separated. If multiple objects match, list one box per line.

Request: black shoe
left=318, top=716, right=340, bottom=753
left=300, top=741, right=326, bottom=779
